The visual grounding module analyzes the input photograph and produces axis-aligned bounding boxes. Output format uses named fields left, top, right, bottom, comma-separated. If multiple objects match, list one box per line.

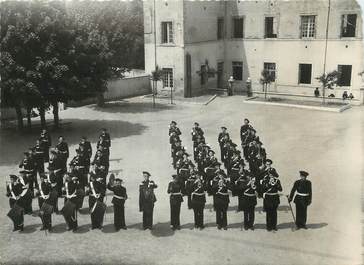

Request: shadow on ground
left=0, top=118, right=147, bottom=166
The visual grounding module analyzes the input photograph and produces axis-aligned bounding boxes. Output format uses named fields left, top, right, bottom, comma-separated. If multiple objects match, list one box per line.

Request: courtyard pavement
left=0, top=96, right=362, bottom=265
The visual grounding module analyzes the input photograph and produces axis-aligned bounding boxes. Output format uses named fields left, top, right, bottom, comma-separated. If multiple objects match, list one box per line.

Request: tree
left=151, top=66, right=164, bottom=107
left=260, top=69, right=275, bottom=100
left=316, top=70, right=340, bottom=104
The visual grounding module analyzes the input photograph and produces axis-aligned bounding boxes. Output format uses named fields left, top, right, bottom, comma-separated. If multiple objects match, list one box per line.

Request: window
left=298, top=64, right=312, bottom=84
left=217, top=18, right=224, bottom=40
left=264, top=62, right=276, bottom=81
left=232, top=61, right=243, bottom=80
left=162, top=68, right=173, bottom=88
left=233, top=17, right=244, bottom=38
left=161, top=22, right=173, bottom=44
left=341, top=14, right=357, bottom=37
left=337, top=65, right=352, bottom=86
left=300, top=15, right=316, bottom=38
left=265, top=17, right=277, bottom=38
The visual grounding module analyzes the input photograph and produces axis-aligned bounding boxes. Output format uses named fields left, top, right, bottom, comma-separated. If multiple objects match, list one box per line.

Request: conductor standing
left=288, top=171, right=312, bottom=229
left=139, top=171, right=158, bottom=230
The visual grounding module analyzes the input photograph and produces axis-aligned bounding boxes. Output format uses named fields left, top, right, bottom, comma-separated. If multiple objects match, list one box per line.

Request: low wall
left=68, top=75, right=152, bottom=107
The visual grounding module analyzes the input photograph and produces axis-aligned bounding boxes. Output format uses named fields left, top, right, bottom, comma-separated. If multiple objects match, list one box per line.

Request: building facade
left=144, top=0, right=364, bottom=101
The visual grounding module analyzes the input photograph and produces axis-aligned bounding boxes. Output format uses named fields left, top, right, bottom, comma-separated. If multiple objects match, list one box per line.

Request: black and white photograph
left=0, top=0, right=363, bottom=264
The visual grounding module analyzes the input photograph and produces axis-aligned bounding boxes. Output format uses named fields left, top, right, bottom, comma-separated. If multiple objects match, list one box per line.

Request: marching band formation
left=6, top=119, right=312, bottom=233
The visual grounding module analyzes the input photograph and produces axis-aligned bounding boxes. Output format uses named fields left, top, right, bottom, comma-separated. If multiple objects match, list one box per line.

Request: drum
left=61, top=200, right=76, bottom=218
left=7, top=204, right=24, bottom=223
left=39, top=202, right=53, bottom=216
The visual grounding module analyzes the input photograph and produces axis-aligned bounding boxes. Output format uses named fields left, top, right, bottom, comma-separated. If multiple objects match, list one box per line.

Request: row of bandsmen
left=168, top=120, right=312, bottom=231
left=6, top=128, right=114, bottom=231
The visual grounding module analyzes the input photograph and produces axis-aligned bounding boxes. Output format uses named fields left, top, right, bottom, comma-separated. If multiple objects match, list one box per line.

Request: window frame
left=161, top=21, right=174, bottom=44
left=232, top=16, right=245, bottom=39
left=298, top=63, right=312, bottom=85
left=232, top=61, right=243, bottom=81
left=264, top=16, right=277, bottom=38
left=300, top=15, right=317, bottom=39
left=337, top=65, right=352, bottom=86
left=162, top=67, right=174, bottom=88
left=263, top=62, right=277, bottom=81
left=340, top=13, right=357, bottom=38
left=217, top=17, right=224, bottom=40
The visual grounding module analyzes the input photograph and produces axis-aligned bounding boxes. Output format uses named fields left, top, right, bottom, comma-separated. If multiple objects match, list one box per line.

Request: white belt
left=296, top=192, right=309, bottom=196
left=217, top=192, right=229, bottom=196
left=113, top=195, right=125, bottom=200
left=41, top=195, right=50, bottom=200
left=66, top=192, right=76, bottom=199
left=171, top=192, right=182, bottom=196
left=54, top=169, right=62, bottom=173
left=264, top=192, right=278, bottom=196
left=243, top=192, right=256, bottom=197
left=192, top=192, right=204, bottom=196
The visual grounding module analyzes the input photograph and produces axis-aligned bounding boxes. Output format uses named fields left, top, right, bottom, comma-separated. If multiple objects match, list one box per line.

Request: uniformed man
left=167, top=174, right=184, bottom=230
left=6, top=174, right=27, bottom=231
left=185, top=168, right=200, bottom=210
left=257, top=159, right=279, bottom=197
left=193, top=135, right=206, bottom=162
left=191, top=122, right=204, bottom=158
left=33, top=139, right=46, bottom=176
left=218, top=127, right=229, bottom=162
left=79, top=136, right=92, bottom=159
left=240, top=118, right=252, bottom=155
left=139, top=171, right=158, bottom=230
left=88, top=174, right=106, bottom=229
left=107, top=174, right=128, bottom=231
left=69, top=149, right=88, bottom=188
left=190, top=178, right=206, bottom=230
left=237, top=174, right=257, bottom=230
left=97, top=135, right=110, bottom=160
left=91, top=149, right=109, bottom=182
left=55, top=136, right=69, bottom=173
left=176, top=152, right=194, bottom=180
left=48, top=149, right=64, bottom=210
left=62, top=174, right=80, bottom=231
left=99, top=128, right=111, bottom=149
left=212, top=178, right=230, bottom=230
left=35, top=174, right=53, bottom=231
left=169, top=121, right=181, bottom=136
left=39, top=129, right=52, bottom=163
left=18, top=169, right=33, bottom=214
left=262, top=173, right=282, bottom=231
left=288, top=170, right=312, bottom=230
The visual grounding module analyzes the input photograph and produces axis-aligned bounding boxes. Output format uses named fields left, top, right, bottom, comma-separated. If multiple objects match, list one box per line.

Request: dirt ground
left=0, top=96, right=362, bottom=265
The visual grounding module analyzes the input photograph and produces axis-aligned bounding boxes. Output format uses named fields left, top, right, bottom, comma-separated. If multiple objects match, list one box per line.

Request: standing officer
left=288, top=171, right=312, bottom=230
left=167, top=174, right=184, bottom=230
left=56, top=136, right=69, bottom=173
left=33, top=139, right=46, bottom=177
left=139, top=172, right=158, bottom=230
left=237, top=174, right=257, bottom=230
left=107, top=174, right=128, bottom=231
left=35, top=174, right=53, bottom=231
left=39, top=129, right=51, bottom=163
left=88, top=174, right=106, bottom=229
left=212, top=179, right=230, bottom=230
left=262, top=173, right=282, bottom=231
left=191, top=178, right=206, bottom=230
left=218, top=127, right=229, bottom=162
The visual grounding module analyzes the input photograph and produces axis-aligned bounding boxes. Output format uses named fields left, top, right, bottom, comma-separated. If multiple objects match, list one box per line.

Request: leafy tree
left=316, top=70, right=340, bottom=104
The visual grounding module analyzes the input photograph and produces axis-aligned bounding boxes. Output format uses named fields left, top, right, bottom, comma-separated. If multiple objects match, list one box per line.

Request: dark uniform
left=33, top=142, right=46, bottom=176
left=237, top=177, right=257, bottom=230
left=240, top=121, right=252, bottom=157
left=212, top=181, right=230, bottom=230
left=139, top=176, right=157, bottom=230
left=107, top=177, right=127, bottom=230
left=191, top=124, right=204, bottom=161
left=190, top=180, right=206, bottom=229
left=88, top=178, right=106, bottom=229
left=6, top=176, right=27, bottom=231
left=56, top=140, right=69, bottom=173
left=218, top=128, right=229, bottom=162
left=36, top=177, right=53, bottom=230
left=167, top=176, right=184, bottom=230
left=69, top=152, right=88, bottom=188
left=39, top=130, right=51, bottom=162
left=63, top=178, right=80, bottom=231
left=19, top=153, right=37, bottom=205
left=289, top=171, right=312, bottom=229
left=79, top=139, right=92, bottom=172
left=262, top=176, right=282, bottom=231
left=48, top=152, right=64, bottom=202
left=92, top=151, right=109, bottom=182
left=100, top=130, right=111, bottom=149
left=169, top=122, right=181, bottom=137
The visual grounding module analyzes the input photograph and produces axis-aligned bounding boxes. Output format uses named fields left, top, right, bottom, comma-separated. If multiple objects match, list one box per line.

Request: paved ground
left=0, top=95, right=362, bottom=265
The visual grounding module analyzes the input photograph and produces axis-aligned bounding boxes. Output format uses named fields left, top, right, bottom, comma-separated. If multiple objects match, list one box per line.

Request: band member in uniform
left=39, top=129, right=51, bottom=162
left=191, top=122, right=204, bottom=160
left=240, top=118, right=252, bottom=156
left=48, top=149, right=63, bottom=212
left=33, top=139, right=46, bottom=176
left=107, top=174, right=128, bottom=231
left=88, top=174, right=106, bottom=229
left=100, top=128, right=111, bottom=149
left=262, top=173, right=282, bottom=231
left=169, top=121, right=181, bottom=136
left=35, top=174, right=53, bottom=231
left=257, top=159, right=279, bottom=197
left=139, top=171, right=157, bottom=230
left=18, top=169, right=33, bottom=214
left=97, top=135, right=110, bottom=160
left=218, top=127, right=229, bottom=162
left=79, top=136, right=92, bottom=159
left=167, top=174, right=184, bottom=230
left=56, top=136, right=69, bottom=173
left=212, top=178, right=230, bottom=230
left=288, top=170, right=312, bottom=230
left=19, top=151, right=36, bottom=205
left=62, top=174, right=79, bottom=231
left=69, top=149, right=88, bottom=189
left=237, top=174, right=257, bottom=230
left=92, top=149, right=109, bottom=182
left=6, top=174, right=27, bottom=231
left=190, top=178, right=206, bottom=230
